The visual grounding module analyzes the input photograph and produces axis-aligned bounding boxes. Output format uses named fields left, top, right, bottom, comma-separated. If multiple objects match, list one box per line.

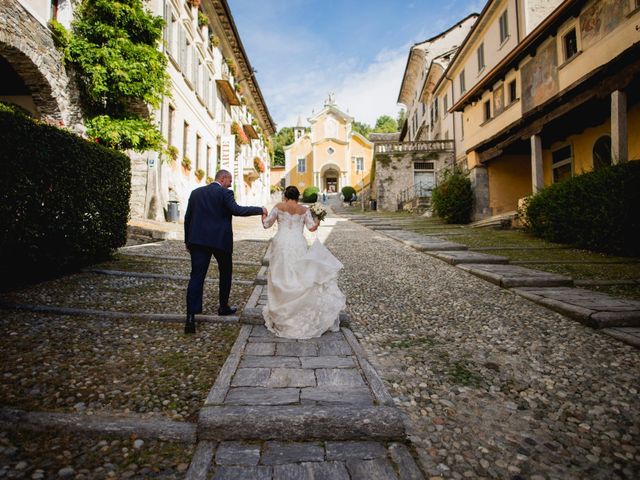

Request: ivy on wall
left=65, top=0, right=171, bottom=152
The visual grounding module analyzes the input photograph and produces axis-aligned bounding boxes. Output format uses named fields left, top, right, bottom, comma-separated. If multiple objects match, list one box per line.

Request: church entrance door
left=325, top=177, right=338, bottom=193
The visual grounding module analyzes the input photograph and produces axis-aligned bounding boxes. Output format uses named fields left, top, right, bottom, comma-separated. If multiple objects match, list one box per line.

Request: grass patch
left=448, top=361, right=480, bottom=386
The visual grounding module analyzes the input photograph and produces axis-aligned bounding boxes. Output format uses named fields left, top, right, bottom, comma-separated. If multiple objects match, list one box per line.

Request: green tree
left=352, top=120, right=371, bottom=138
left=67, top=0, right=171, bottom=152
left=272, top=127, right=295, bottom=166
left=373, top=115, right=398, bottom=133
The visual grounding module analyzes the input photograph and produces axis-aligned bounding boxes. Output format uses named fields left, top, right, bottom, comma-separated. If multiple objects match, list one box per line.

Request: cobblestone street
left=325, top=214, right=640, bottom=479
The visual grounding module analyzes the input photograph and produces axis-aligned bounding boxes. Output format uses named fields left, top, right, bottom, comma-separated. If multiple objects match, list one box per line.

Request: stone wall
left=0, top=0, right=83, bottom=130
left=374, top=150, right=453, bottom=212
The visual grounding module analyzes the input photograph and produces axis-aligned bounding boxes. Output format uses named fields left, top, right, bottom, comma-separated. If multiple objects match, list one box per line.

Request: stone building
left=0, top=0, right=275, bottom=221
left=284, top=96, right=374, bottom=195
left=446, top=0, right=639, bottom=220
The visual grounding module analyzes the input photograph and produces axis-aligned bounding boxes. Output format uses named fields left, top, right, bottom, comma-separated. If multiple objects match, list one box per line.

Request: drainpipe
left=515, top=0, right=521, bottom=42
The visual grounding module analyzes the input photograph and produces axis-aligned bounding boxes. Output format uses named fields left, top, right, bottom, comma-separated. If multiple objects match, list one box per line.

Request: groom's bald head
left=215, top=170, right=231, bottom=181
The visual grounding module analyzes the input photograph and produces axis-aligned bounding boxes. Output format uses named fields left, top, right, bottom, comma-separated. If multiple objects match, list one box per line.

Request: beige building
left=444, top=0, right=640, bottom=219
left=1, top=0, right=275, bottom=221
left=284, top=96, right=374, bottom=194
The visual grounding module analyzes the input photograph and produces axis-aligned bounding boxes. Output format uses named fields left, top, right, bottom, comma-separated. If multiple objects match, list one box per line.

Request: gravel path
left=0, top=312, right=238, bottom=422
left=0, top=430, right=193, bottom=479
left=327, top=217, right=640, bottom=479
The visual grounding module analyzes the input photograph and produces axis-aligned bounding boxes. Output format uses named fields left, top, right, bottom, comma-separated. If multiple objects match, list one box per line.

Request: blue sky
left=228, top=0, right=483, bottom=130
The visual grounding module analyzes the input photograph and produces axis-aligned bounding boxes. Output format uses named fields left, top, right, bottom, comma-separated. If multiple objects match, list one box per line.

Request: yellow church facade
left=284, top=97, right=374, bottom=194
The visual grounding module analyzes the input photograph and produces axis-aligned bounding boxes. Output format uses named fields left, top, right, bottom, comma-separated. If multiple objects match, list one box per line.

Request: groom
left=184, top=169, right=266, bottom=334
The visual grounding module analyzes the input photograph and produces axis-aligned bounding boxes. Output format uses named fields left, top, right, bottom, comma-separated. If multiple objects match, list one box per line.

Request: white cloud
left=274, top=45, right=408, bottom=129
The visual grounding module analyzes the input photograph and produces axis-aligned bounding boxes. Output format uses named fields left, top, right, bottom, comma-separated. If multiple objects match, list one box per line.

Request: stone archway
left=320, top=163, right=341, bottom=193
left=0, top=0, right=82, bottom=129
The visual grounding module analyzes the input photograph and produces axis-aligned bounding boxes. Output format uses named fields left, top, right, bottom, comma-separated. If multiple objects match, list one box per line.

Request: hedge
left=302, top=186, right=319, bottom=203
left=0, top=108, right=131, bottom=288
left=431, top=171, right=474, bottom=224
left=525, top=160, right=640, bottom=256
left=341, top=186, right=356, bottom=201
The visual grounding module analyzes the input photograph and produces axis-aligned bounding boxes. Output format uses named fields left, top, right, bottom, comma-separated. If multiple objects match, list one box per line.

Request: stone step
left=426, top=250, right=509, bottom=265
left=197, top=405, right=406, bottom=442
left=513, top=287, right=640, bottom=328
left=458, top=263, right=573, bottom=288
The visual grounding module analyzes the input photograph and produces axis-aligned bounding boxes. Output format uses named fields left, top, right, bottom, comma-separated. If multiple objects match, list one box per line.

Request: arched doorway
left=593, top=135, right=612, bottom=170
left=0, top=0, right=82, bottom=128
left=320, top=163, right=340, bottom=193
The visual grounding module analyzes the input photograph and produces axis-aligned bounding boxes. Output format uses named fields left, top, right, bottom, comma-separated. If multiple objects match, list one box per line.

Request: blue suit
left=184, top=183, right=263, bottom=314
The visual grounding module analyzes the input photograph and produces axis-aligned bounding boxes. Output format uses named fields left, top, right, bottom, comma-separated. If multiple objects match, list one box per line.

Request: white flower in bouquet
left=309, top=202, right=327, bottom=221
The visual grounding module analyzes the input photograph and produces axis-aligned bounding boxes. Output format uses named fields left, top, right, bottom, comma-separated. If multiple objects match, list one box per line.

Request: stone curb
left=0, top=302, right=239, bottom=323
left=185, top=440, right=216, bottom=480
left=0, top=407, right=196, bottom=443
left=118, top=251, right=261, bottom=267
left=601, top=328, right=640, bottom=348
left=204, top=325, right=252, bottom=404
left=458, top=264, right=574, bottom=288
left=425, top=251, right=509, bottom=265
left=512, top=289, right=640, bottom=329
left=342, top=328, right=394, bottom=406
left=197, top=405, right=406, bottom=441
left=83, top=268, right=253, bottom=285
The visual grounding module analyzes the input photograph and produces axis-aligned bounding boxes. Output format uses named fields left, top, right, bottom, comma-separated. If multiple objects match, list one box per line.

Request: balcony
left=374, top=140, right=454, bottom=154
left=216, top=62, right=241, bottom=106
left=243, top=123, right=259, bottom=140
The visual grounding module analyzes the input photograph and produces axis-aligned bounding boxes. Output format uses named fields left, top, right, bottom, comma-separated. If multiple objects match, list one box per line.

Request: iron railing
left=374, top=140, right=454, bottom=154
left=397, top=181, right=433, bottom=206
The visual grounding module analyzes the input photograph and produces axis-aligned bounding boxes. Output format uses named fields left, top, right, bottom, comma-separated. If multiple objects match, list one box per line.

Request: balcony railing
left=374, top=140, right=454, bottom=154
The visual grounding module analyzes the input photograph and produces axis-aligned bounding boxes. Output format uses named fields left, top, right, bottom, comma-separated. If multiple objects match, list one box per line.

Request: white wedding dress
left=262, top=207, right=346, bottom=339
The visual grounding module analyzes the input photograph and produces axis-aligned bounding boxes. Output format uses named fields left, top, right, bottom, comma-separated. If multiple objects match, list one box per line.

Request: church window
left=297, top=158, right=306, bottom=173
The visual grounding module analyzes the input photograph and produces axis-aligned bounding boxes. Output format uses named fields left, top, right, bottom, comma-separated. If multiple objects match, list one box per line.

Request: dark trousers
left=186, top=244, right=233, bottom=314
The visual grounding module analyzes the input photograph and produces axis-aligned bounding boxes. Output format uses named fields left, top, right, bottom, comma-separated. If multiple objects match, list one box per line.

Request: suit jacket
left=184, top=183, right=263, bottom=252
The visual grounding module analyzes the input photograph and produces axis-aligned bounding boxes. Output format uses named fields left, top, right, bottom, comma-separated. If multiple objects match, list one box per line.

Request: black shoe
left=217, top=306, right=237, bottom=316
left=184, top=314, right=196, bottom=334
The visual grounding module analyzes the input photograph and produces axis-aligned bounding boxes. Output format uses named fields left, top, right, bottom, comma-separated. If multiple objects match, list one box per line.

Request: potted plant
left=231, top=121, right=249, bottom=146
left=181, top=156, right=192, bottom=170
left=254, top=157, right=265, bottom=173
left=198, top=11, right=209, bottom=27
left=187, top=0, right=201, bottom=7
left=195, top=168, right=205, bottom=181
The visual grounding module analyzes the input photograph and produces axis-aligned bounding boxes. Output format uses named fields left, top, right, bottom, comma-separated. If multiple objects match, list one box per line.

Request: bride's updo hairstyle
left=284, top=186, right=300, bottom=201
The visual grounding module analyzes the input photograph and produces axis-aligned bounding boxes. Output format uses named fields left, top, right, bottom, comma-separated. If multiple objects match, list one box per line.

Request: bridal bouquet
left=309, top=202, right=327, bottom=221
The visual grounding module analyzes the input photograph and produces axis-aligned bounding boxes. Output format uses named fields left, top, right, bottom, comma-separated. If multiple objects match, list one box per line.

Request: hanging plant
left=165, top=145, right=179, bottom=163
left=231, top=121, right=249, bottom=145
left=225, top=57, right=237, bottom=76
left=195, top=168, right=205, bottom=181
left=187, top=0, right=201, bottom=7
left=254, top=157, right=265, bottom=173
left=198, top=11, right=209, bottom=27
left=206, top=176, right=214, bottom=184
left=209, top=34, right=220, bottom=47
left=182, top=156, right=192, bottom=170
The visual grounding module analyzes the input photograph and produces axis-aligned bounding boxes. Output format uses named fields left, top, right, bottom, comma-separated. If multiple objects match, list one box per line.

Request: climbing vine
left=66, top=0, right=171, bottom=152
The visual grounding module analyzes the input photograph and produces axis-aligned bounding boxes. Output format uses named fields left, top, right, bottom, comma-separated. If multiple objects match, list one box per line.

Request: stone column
left=530, top=134, right=544, bottom=193
left=469, top=165, right=490, bottom=220
left=611, top=90, right=627, bottom=164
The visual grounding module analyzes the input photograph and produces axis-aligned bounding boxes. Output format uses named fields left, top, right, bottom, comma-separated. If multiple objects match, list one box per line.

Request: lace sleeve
left=304, top=209, right=316, bottom=229
left=262, top=207, right=278, bottom=229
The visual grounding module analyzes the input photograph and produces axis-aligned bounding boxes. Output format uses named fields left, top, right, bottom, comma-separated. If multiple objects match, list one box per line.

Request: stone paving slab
left=186, top=440, right=423, bottom=480
left=601, top=327, right=640, bottom=348
left=514, top=287, right=640, bottom=329
left=426, top=250, right=509, bottom=265
left=459, top=263, right=574, bottom=288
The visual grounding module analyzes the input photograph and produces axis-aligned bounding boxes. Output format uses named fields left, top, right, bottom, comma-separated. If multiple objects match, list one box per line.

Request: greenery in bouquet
left=309, top=202, right=327, bottom=221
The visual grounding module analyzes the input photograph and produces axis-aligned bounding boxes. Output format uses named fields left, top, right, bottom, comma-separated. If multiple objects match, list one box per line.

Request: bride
left=262, top=186, right=346, bottom=339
